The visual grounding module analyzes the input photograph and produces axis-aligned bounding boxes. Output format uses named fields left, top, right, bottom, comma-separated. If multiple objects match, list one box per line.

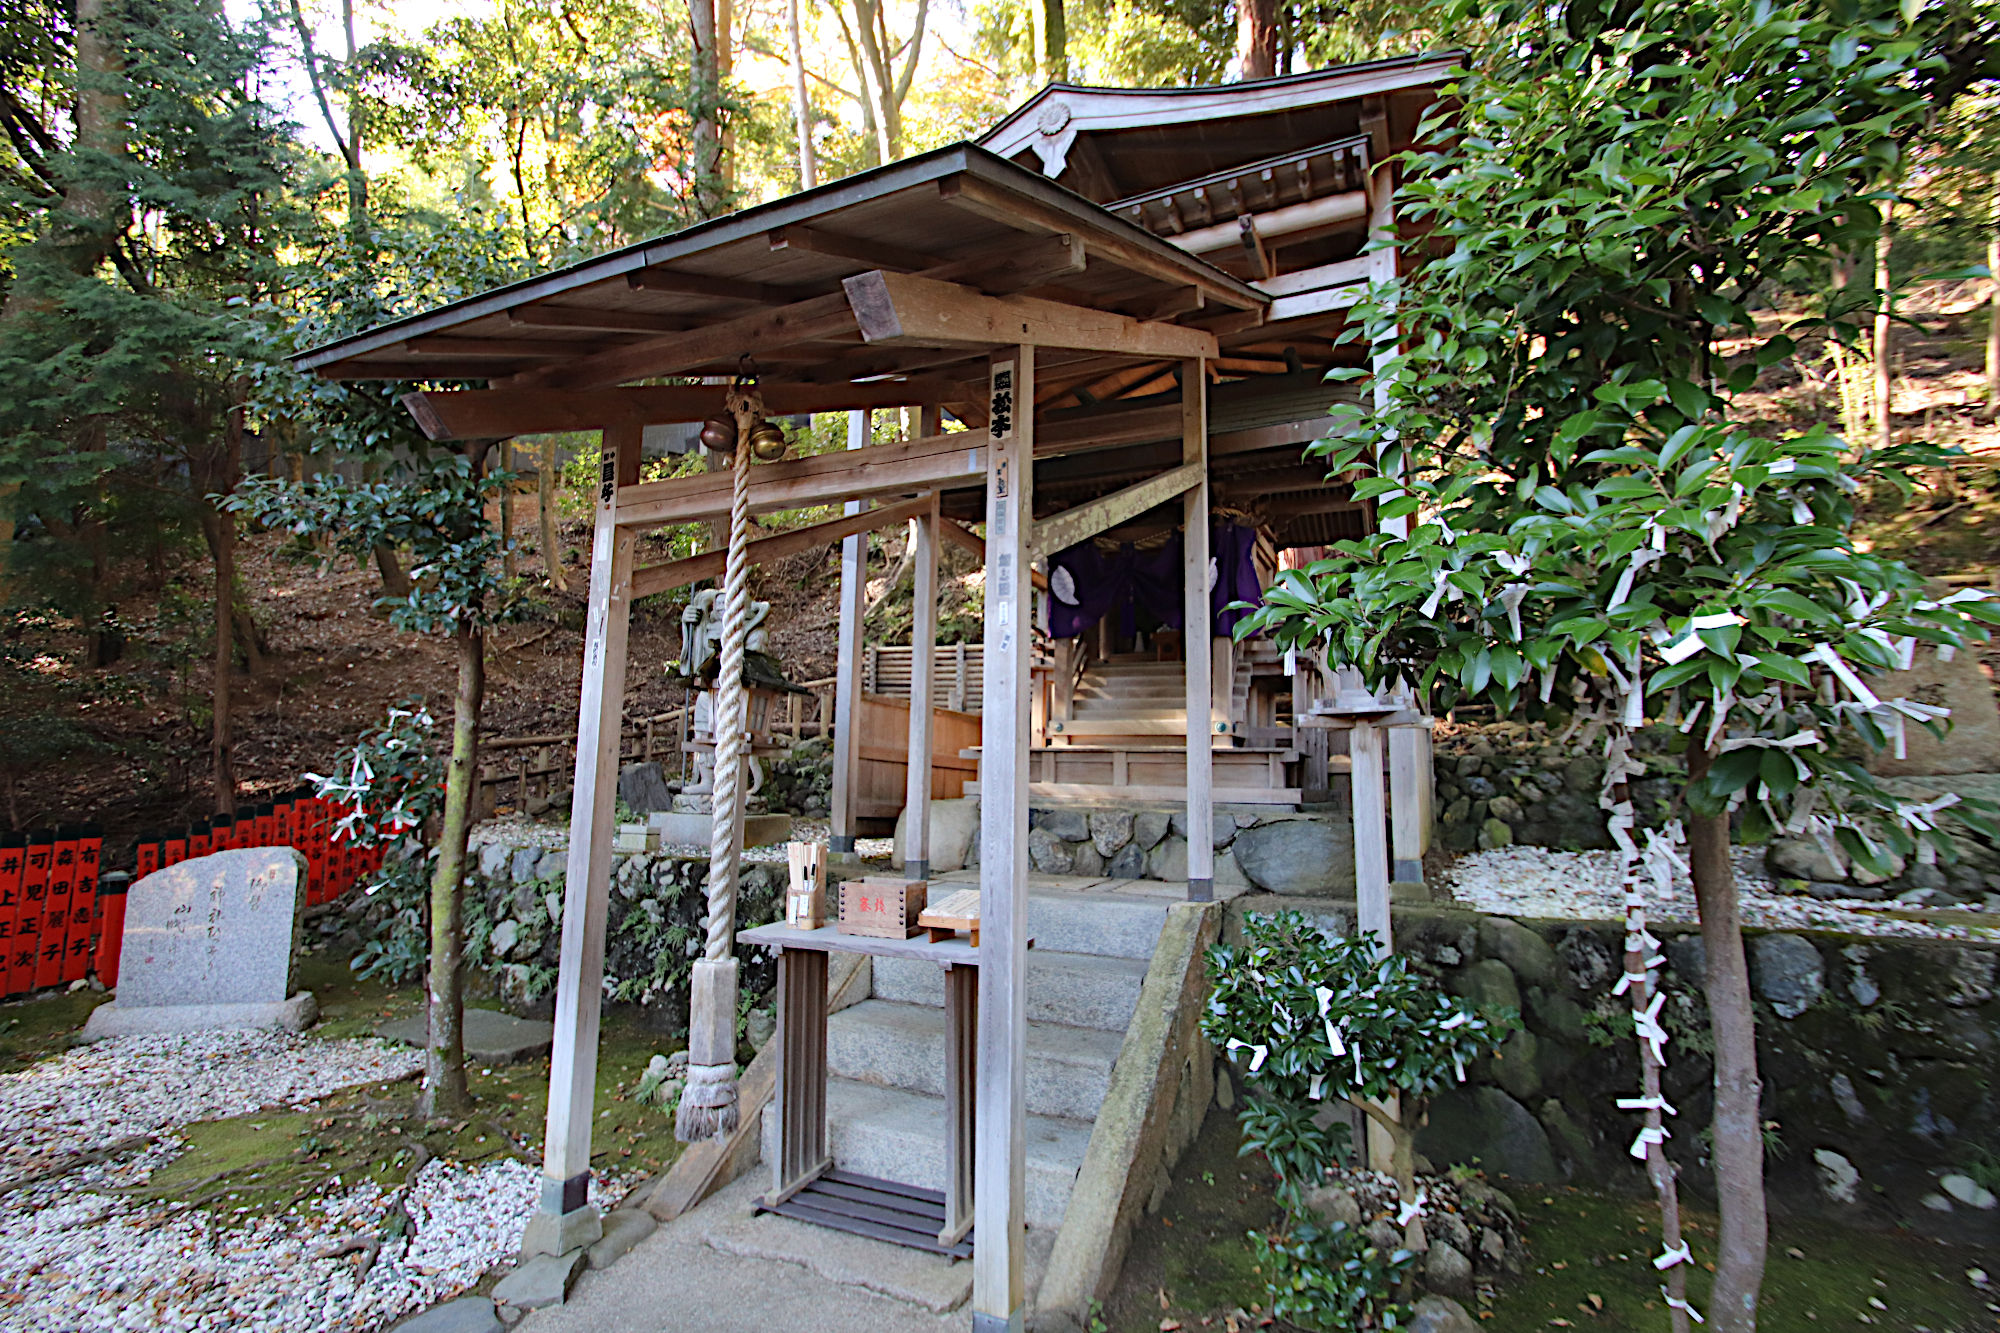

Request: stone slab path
left=519, top=1175, right=965, bottom=1333
left=377, top=1008, right=556, bottom=1065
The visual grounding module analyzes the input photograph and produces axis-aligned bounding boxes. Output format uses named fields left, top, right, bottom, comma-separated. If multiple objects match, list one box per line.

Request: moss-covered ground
left=1, top=956, right=687, bottom=1230
left=1106, top=1105, right=1998, bottom=1333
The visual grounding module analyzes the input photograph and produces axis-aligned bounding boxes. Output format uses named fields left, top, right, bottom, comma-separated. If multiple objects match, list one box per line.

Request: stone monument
left=83, top=847, right=317, bottom=1039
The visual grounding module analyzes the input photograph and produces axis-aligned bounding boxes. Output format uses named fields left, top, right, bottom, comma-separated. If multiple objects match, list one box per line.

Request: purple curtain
left=1047, top=520, right=1262, bottom=640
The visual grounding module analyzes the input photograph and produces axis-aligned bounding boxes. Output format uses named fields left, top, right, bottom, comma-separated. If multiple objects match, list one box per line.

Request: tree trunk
left=499, top=441, right=517, bottom=581
left=420, top=619, right=483, bottom=1120
left=538, top=438, right=567, bottom=593
left=1236, top=0, right=1278, bottom=79
left=787, top=0, right=817, bottom=190
left=1035, top=0, right=1067, bottom=81
left=373, top=543, right=412, bottom=600
left=207, top=413, right=242, bottom=817
left=1685, top=747, right=1767, bottom=1332
left=1872, top=195, right=1895, bottom=448
left=689, top=0, right=725, bottom=216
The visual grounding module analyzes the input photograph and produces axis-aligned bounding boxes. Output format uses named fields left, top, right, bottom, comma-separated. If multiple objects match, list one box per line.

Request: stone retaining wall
left=894, top=798, right=1360, bottom=896
left=1226, top=895, right=2000, bottom=1248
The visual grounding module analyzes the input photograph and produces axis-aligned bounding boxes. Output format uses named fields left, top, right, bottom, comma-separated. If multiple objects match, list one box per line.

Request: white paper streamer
left=1226, top=1037, right=1269, bottom=1072
left=1664, top=1289, right=1706, bottom=1323
left=1654, top=1242, right=1693, bottom=1271
left=1395, top=1188, right=1429, bottom=1227
left=1630, top=1125, right=1669, bottom=1160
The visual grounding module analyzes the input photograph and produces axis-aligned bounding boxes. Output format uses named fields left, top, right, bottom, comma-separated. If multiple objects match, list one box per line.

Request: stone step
left=871, top=949, right=1148, bottom=1032
left=758, top=1077, right=1091, bottom=1230
left=828, top=999, right=1124, bottom=1121
left=1026, top=889, right=1170, bottom=960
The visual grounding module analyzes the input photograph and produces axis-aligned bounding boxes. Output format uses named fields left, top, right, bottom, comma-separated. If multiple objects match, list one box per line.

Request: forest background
left=0, top=0, right=1995, bottom=847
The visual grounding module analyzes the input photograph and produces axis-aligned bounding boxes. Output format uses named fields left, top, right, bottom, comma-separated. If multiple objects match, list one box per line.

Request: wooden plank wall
left=851, top=693, right=982, bottom=821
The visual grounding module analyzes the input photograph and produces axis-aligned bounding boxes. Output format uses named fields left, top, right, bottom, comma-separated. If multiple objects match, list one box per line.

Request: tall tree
left=1235, top=0, right=1275, bottom=78
left=1242, top=1, right=1997, bottom=1327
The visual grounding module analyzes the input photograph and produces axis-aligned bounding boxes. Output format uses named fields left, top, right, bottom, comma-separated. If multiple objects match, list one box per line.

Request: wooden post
left=769, top=947, right=831, bottom=1205
left=1350, top=717, right=1391, bottom=957
left=974, top=345, right=1031, bottom=1333
left=1181, top=359, right=1214, bottom=903
left=904, top=479, right=940, bottom=881
left=528, top=422, right=640, bottom=1258
left=941, top=960, right=977, bottom=1245
left=1368, top=159, right=1407, bottom=541
left=829, top=410, right=869, bottom=859
left=1389, top=685, right=1430, bottom=884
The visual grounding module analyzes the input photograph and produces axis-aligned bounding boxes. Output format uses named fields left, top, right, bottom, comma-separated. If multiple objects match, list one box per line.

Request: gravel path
left=0, top=1033, right=611, bottom=1332
left=1445, top=845, right=1994, bottom=940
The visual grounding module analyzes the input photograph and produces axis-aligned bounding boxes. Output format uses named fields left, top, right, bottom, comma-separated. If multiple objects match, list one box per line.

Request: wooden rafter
left=843, top=271, right=1218, bottom=360
left=509, top=306, right=695, bottom=334
left=508, top=293, right=860, bottom=392
left=401, top=377, right=958, bottom=442
left=629, top=494, right=932, bottom=598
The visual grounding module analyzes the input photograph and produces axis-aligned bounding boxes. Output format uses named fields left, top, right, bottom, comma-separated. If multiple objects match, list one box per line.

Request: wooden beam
left=509, top=306, right=695, bottom=334
left=405, top=336, right=603, bottom=359
left=612, top=429, right=986, bottom=529
left=768, top=225, right=938, bottom=272
left=629, top=495, right=931, bottom=599
left=324, top=359, right=526, bottom=381
left=973, top=345, right=1032, bottom=1330
left=509, top=292, right=859, bottom=392
left=937, top=175, right=1266, bottom=311
left=938, top=516, right=985, bottom=562
left=401, top=377, right=954, bottom=442
left=1238, top=217, right=1272, bottom=282
left=627, top=266, right=803, bottom=304
left=844, top=270, right=1217, bottom=361
left=1027, top=462, right=1201, bottom=561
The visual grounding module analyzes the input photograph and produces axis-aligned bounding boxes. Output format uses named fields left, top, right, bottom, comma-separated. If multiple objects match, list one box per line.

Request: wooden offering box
left=917, top=888, right=980, bottom=947
left=837, top=877, right=927, bottom=939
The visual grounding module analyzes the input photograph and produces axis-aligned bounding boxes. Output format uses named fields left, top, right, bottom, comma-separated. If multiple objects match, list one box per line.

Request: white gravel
left=0, top=1032, right=621, bottom=1332
left=1445, top=844, right=1995, bottom=940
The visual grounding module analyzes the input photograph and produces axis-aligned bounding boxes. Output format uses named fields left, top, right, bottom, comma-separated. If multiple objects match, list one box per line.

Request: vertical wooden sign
left=0, top=834, right=22, bottom=997
left=14, top=832, right=52, bottom=995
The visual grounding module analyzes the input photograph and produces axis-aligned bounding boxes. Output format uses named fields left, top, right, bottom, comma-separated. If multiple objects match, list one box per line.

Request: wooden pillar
left=1389, top=686, right=1430, bottom=883
left=1368, top=158, right=1407, bottom=542
left=769, top=947, right=830, bottom=1204
left=829, top=410, right=869, bottom=858
left=974, top=345, right=1032, bottom=1333
left=1350, top=717, right=1391, bottom=957
left=1181, top=359, right=1214, bottom=903
left=905, top=484, right=940, bottom=880
left=528, top=422, right=640, bottom=1258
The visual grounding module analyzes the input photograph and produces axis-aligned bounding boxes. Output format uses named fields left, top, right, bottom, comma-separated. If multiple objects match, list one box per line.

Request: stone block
left=890, top=797, right=979, bottom=873
left=1865, top=640, right=2000, bottom=776
left=1417, top=1086, right=1558, bottom=1183
left=1490, top=1029, right=1541, bottom=1102
left=1132, top=811, right=1170, bottom=851
left=520, top=1207, right=602, bottom=1259
left=1106, top=842, right=1146, bottom=878
left=493, top=1250, right=584, bottom=1311
left=1070, top=843, right=1105, bottom=877
left=1750, top=933, right=1824, bottom=1019
left=1029, top=826, right=1075, bottom=874
left=617, top=762, right=675, bottom=814
left=1452, top=959, right=1520, bottom=1015
left=1088, top=810, right=1135, bottom=857
left=1477, top=817, right=1513, bottom=849
left=86, top=849, right=313, bottom=1040
left=1425, top=1241, right=1475, bottom=1299
left=1170, top=810, right=1237, bottom=848
left=535, top=849, right=565, bottom=882
left=392, top=1297, right=502, bottom=1333
left=1477, top=917, right=1558, bottom=988
left=1035, top=809, right=1090, bottom=842
left=1769, top=837, right=1844, bottom=883
left=478, top=843, right=511, bottom=879
left=1230, top=819, right=1355, bottom=895
left=586, top=1208, right=658, bottom=1269
left=1409, top=1295, right=1479, bottom=1333
left=1148, top=835, right=1187, bottom=882
left=510, top=847, right=544, bottom=884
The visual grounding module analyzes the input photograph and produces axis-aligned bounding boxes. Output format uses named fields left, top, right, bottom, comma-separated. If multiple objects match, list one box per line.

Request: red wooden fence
left=4, top=787, right=381, bottom=999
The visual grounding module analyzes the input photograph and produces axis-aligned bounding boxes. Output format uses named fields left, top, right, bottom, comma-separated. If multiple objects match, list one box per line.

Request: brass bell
left=748, top=418, right=788, bottom=461
left=699, top=414, right=736, bottom=452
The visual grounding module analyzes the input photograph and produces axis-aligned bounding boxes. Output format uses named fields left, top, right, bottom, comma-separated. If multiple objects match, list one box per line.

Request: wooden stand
left=739, top=922, right=978, bottom=1254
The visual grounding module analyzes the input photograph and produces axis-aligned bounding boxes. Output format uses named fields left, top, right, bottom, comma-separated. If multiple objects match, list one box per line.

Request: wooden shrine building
left=294, top=54, right=1450, bottom=1332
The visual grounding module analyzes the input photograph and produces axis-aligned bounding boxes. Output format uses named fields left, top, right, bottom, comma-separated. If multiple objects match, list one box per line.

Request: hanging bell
left=748, top=417, right=788, bottom=462
left=699, top=414, right=737, bottom=453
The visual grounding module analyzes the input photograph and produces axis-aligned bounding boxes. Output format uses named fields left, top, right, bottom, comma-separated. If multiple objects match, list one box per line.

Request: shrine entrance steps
left=755, top=872, right=1211, bottom=1316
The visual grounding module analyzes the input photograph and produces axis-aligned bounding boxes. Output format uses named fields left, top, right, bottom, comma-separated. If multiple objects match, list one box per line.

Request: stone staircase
left=759, top=879, right=1172, bottom=1254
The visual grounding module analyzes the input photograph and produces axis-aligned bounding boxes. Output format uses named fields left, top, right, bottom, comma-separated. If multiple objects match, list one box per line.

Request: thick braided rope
left=703, top=416, right=754, bottom=961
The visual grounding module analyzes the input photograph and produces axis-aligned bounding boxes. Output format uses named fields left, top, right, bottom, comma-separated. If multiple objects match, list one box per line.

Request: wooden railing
left=474, top=677, right=839, bottom=815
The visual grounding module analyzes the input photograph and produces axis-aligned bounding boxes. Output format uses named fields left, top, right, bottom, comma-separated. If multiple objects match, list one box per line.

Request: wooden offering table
left=737, top=921, right=978, bottom=1257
